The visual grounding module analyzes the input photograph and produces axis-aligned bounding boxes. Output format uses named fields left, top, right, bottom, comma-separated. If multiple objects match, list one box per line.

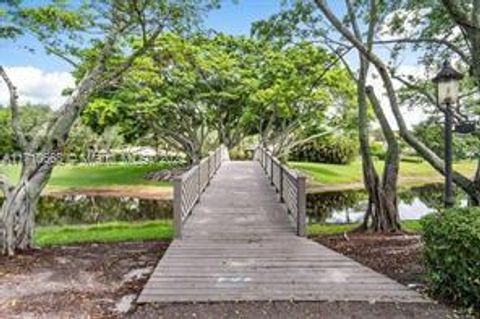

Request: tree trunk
left=0, top=181, right=42, bottom=255
left=348, top=0, right=401, bottom=232
left=186, top=143, right=202, bottom=166
left=0, top=151, right=54, bottom=255
left=356, top=80, right=401, bottom=232
left=356, top=59, right=383, bottom=231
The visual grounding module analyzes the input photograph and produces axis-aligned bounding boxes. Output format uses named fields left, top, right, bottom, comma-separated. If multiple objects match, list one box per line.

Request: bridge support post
left=297, top=175, right=306, bottom=237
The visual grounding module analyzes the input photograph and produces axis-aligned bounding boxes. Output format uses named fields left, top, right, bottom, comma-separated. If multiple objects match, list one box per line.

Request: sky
left=0, top=0, right=285, bottom=108
left=0, top=0, right=285, bottom=72
left=0, top=0, right=428, bottom=127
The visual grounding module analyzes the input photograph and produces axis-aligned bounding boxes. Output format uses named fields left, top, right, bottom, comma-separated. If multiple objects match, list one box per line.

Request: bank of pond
left=0, top=183, right=465, bottom=227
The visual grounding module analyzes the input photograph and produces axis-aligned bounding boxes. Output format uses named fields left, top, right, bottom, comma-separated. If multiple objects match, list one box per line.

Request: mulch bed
left=0, top=235, right=473, bottom=318
left=313, top=233, right=426, bottom=288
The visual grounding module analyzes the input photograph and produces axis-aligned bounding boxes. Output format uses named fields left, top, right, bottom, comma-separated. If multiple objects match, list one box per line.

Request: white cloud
left=0, top=66, right=74, bottom=109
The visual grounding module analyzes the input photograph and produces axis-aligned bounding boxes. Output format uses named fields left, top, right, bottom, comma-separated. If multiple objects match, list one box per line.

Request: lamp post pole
left=432, top=60, right=463, bottom=208
left=444, top=100, right=454, bottom=208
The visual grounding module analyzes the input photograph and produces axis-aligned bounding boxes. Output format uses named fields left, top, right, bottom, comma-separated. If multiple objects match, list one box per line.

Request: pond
left=307, top=183, right=468, bottom=224
left=0, top=183, right=467, bottom=226
left=0, top=195, right=173, bottom=226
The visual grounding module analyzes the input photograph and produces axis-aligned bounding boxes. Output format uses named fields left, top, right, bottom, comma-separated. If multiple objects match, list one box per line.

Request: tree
left=0, top=104, right=53, bottom=157
left=0, top=107, right=14, bottom=156
left=83, top=33, right=355, bottom=163
left=65, top=122, right=124, bottom=160
left=245, top=40, right=356, bottom=158
left=83, top=34, right=217, bottom=164
left=314, top=0, right=480, bottom=205
left=192, top=34, right=260, bottom=149
left=254, top=1, right=401, bottom=231
left=0, top=0, right=215, bottom=255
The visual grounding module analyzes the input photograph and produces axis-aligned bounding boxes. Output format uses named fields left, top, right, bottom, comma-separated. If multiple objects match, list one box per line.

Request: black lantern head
left=432, top=60, right=464, bottom=105
left=432, top=60, right=464, bottom=83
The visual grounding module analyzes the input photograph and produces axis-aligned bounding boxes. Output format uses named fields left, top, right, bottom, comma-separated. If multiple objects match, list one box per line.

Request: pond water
left=0, top=195, right=173, bottom=226
left=307, top=183, right=468, bottom=224
left=0, top=183, right=467, bottom=226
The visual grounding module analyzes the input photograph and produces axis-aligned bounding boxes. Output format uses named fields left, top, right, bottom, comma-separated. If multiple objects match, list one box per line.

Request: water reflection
left=0, top=195, right=173, bottom=226
left=307, top=183, right=467, bottom=224
left=0, top=183, right=466, bottom=226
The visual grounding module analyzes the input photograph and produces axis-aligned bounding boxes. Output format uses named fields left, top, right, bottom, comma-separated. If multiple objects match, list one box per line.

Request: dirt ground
left=0, top=235, right=474, bottom=318
left=46, top=186, right=173, bottom=200
left=132, top=300, right=456, bottom=319
left=0, top=241, right=168, bottom=318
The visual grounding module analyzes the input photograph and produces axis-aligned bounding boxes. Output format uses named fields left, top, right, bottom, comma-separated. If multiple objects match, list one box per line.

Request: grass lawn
left=0, top=162, right=176, bottom=191
left=307, top=220, right=422, bottom=236
left=36, top=219, right=174, bottom=247
left=35, top=219, right=422, bottom=247
left=290, top=159, right=477, bottom=186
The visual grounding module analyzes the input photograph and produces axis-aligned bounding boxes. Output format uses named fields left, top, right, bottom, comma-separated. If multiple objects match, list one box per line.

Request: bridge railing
left=173, top=145, right=227, bottom=238
left=255, top=146, right=306, bottom=237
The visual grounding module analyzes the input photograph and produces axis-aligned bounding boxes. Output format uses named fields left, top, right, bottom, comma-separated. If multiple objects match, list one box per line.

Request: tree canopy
left=81, top=32, right=357, bottom=162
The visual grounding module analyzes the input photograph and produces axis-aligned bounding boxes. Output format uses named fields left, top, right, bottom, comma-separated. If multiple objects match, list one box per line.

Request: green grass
left=308, top=220, right=422, bottom=236
left=35, top=219, right=422, bottom=247
left=0, top=162, right=177, bottom=190
left=35, top=219, right=173, bottom=247
left=290, top=159, right=477, bottom=186
left=290, top=161, right=365, bottom=185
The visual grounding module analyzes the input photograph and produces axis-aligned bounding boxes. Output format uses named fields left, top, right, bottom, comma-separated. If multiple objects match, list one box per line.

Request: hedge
left=289, top=136, right=358, bottom=164
left=421, top=208, right=480, bottom=309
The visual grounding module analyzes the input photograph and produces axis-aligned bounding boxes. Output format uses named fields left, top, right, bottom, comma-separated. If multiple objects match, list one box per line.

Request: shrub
left=289, top=136, right=358, bottom=164
left=229, top=146, right=253, bottom=161
left=421, top=208, right=480, bottom=309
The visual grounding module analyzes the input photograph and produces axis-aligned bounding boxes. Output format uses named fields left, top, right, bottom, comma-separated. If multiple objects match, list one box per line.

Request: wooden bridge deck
left=138, top=161, right=426, bottom=303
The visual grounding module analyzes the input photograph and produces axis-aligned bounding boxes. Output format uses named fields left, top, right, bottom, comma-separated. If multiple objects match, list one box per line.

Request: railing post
left=173, top=177, right=183, bottom=239
left=207, top=156, right=211, bottom=185
left=197, top=165, right=201, bottom=199
left=297, top=175, right=307, bottom=237
left=279, top=165, right=284, bottom=202
left=265, top=151, right=268, bottom=174
left=263, top=150, right=267, bottom=173
left=270, top=155, right=274, bottom=185
left=213, top=151, right=217, bottom=173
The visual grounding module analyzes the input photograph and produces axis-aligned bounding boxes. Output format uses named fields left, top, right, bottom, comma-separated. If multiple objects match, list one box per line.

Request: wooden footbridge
left=138, top=146, right=426, bottom=303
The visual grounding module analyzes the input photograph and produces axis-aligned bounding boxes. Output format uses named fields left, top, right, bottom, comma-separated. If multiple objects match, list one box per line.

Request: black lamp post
left=432, top=60, right=464, bottom=208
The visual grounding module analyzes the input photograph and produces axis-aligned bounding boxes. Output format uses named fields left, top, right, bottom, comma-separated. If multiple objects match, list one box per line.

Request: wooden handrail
left=255, top=146, right=306, bottom=236
left=173, top=145, right=228, bottom=238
